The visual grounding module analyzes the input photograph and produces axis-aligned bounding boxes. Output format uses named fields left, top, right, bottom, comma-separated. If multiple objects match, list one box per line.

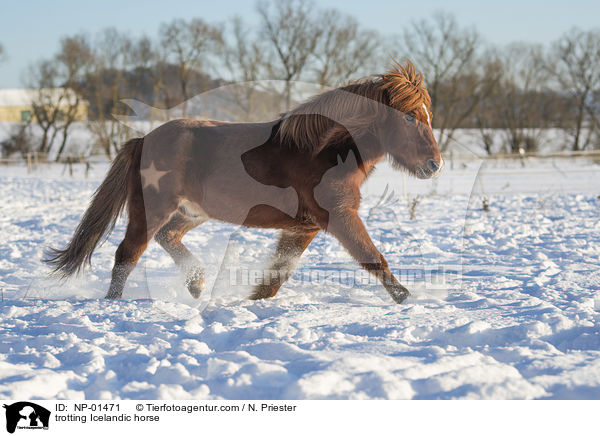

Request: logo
left=2, top=402, right=50, bottom=434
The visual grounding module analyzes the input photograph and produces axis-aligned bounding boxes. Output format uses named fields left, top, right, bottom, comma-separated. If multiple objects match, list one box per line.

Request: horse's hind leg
left=251, top=229, right=318, bottom=300
left=155, top=212, right=206, bottom=298
left=106, top=219, right=152, bottom=299
left=106, top=194, right=178, bottom=300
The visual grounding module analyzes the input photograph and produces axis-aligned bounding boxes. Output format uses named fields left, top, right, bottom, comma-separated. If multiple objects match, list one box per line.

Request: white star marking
left=140, top=161, right=169, bottom=191
left=422, top=103, right=431, bottom=127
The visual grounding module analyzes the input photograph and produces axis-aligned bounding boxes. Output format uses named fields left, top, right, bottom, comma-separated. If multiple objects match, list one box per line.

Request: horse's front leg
left=251, top=229, right=319, bottom=300
left=326, top=210, right=410, bottom=304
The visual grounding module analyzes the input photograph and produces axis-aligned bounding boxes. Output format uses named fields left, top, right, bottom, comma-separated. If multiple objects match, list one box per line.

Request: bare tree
left=548, top=28, right=600, bottom=151
left=257, top=0, right=323, bottom=109
left=127, top=36, right=180, bottom=116
left=52, top=34, right=92, bottom=161
left=313, top=10, right=383, bottom=88
left=27, top=38, right=89, bottom=161
left=401, top=11, right=488, bottom=151
left=128, top=35, right=155, bottom=98
left=130, top=35, right=155, bottom=72
left=473, top=53, right=503, bottom=155
left=500, top=44, right=551, bottom=153
left=225, top=17, right=264, bottom=83
left=221, top=16, right=269, bottom=120
left=84, top=28, right=134, bottom=157
left=128, top=36, right=169, bottom=126
left=152, top=47, right=180, bottom=112
left=159, top=18, right=223, bottom=116
left=221, top=16, right=291, bottom=122
left=0, top=42, right=5, bottom=63
left=27, top=61, right=66, bottom=155
left=476, top=44, right=551, bottom=154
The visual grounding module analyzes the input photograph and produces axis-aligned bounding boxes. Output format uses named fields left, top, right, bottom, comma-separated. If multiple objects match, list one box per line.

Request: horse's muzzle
left=417, top=158, right=444, bottom=179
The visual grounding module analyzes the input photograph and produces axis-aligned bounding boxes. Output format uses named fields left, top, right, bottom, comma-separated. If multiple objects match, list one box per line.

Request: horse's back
left=140, top=119, right=298, bottom=226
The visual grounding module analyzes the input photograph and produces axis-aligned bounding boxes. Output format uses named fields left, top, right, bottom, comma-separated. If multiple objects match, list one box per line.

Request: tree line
left=2, top=0, right=600, bottom=160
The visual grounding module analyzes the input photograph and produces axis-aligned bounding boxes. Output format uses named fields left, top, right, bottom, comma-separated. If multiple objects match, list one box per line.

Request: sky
left=1, top=0, right=599, bottom=88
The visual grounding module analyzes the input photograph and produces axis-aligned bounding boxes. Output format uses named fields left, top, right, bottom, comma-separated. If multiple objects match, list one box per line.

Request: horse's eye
left=405, top=114, right=416, bottom=123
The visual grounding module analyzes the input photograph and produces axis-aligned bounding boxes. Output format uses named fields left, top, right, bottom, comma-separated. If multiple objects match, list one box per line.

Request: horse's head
left=377, top=60, right=443, bottom=179
left=277, top=60, right=443, bottom=179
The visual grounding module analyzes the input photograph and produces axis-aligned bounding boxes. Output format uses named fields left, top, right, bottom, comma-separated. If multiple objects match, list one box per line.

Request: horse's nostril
left=426, top=159, right=440, bottom=172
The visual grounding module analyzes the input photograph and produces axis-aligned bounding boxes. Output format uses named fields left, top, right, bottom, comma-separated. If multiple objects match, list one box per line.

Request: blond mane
left=278, top=60, right=432, bottom=153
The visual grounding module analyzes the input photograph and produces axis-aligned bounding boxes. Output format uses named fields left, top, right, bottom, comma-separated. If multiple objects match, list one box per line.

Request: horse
left=45, top=60, right=442, bottom=304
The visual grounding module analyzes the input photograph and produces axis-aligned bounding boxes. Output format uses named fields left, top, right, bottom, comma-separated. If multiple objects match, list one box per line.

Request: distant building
left=0, top=88, right=88, bottom=122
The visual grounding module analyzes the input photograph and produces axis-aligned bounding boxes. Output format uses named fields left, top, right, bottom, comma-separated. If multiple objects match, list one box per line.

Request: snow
left=0, top=156, right=599, bottom=399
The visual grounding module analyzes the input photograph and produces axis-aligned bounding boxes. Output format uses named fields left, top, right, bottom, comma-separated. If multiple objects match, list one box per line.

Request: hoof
left=388, top=286, right=410, bottom=304
left=250, top=284, right=279, bottom=300
left=393, top=291, right=410, bottom=304
left=186, top=270, right=205, bottom=299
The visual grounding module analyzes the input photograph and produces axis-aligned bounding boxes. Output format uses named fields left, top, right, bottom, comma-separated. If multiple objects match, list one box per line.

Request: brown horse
left=45, top=60, right=442, bottom=304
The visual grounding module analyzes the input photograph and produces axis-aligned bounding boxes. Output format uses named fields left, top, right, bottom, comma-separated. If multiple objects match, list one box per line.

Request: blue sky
left=1, top=0, right=599, bottom=88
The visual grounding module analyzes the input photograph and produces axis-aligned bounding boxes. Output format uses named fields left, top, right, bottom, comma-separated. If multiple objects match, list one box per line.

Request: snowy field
left=1, top=156, right=599, bottom=400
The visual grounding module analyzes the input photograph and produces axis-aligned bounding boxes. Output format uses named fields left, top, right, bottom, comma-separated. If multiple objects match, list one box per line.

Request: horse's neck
left=351, top=134, right=386, bottom=169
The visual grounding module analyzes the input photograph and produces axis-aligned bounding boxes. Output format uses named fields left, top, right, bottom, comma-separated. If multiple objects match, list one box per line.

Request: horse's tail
left=44, top=137, right=143, bottom=277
